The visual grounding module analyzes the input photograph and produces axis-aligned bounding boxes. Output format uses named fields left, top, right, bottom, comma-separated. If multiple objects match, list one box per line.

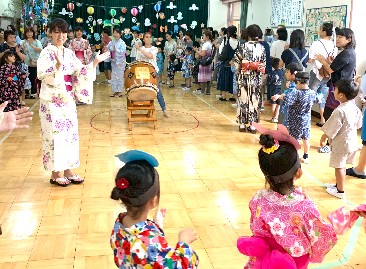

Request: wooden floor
left=0, top=76, right=365, bottom=269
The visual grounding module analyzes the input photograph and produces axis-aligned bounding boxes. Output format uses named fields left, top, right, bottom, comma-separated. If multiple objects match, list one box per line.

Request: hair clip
left=116, top=178, right=129, bottom=190
left=294, top=71, right=298, bottom=74
left=262, top=140, right=280, bottom=154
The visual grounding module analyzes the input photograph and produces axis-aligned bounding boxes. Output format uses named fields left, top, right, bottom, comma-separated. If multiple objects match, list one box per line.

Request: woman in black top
left=280, top=29, right=308, bottom=69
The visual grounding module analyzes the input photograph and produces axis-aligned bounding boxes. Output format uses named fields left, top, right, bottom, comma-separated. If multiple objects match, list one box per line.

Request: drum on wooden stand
left=124, top=61, right=159, bottom=130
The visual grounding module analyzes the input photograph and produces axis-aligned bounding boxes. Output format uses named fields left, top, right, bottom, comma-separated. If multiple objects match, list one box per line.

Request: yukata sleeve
left=233, top=45, right=243, bottom=77
left=303, top=200, right=337, bottom=263
left=84, top=40, right=93, bottom=64
left=71, top=52, right=95, bottom=104
left=36, top=46, right=63, bottom=87
left=154, top=235, right=199, bottom=269
left=321, top=109, right=342, bottom=139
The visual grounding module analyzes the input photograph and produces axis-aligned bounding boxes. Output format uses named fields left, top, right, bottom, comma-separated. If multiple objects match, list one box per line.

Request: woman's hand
left=93, top=51, right=110, bottom=68
left=314, top=54, right=326, bottom=64
left=54, top=50, right=63, bottom=70
left=0, top=102, right=33, bottom=133
left=15, top=45, right=21, bottom=54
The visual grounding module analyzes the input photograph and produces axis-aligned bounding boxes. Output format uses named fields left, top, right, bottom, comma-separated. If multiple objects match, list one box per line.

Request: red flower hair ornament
left=116, top=178, right=129, bottom=190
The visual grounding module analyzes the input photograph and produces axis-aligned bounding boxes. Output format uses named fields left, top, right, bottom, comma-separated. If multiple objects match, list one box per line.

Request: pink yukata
left=69, top=38, right=92, bottom=65
left=238, top=188, right=337, bottom=268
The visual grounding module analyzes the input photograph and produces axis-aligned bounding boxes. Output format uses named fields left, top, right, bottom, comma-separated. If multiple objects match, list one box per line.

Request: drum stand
left=127, top=99, right=157, bottom=130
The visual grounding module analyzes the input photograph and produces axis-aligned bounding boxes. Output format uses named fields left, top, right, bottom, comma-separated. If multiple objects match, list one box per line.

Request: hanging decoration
left=119, top=16, right=125, bottom=23
left=109, top=9, right=116, bottom=17
left=173, top=25, right=179, bottom=33
left=131, top=7, right=138, bottom=17
left=167, top=16, right=177, bottom=24
left=144, top=18, right=152, bottom=27
left=132, top=17, right=137, bottom=23
left=138, top=5, right=143, bottom=13
left=160, top=26, right=168, bottom=33
left=121, top=7, right=127, bottom=14
left=158, top=12, right=165, bottom=20
left=87, top=6, right=94, bottom=15
left=75, top=2, right=83, bottom=7
left=190, top=21, right=198, bottom=29
left=94, top=33, right=101, bottom=42
left=181, top=24, right=188, bottom=30
left=97, top=19, right=103, bottom=25
left=166, top=2, right=177, bottom=10
left=189, top=4, right=199, bottom=11
left=201, top=23, right=205, bottom=28
left=154, top=2, right=162, bottom=13
left=177, top=12, right=183, bottom=20
left=76, top=17, right=83, bottom=23
left=67, top=2, right=74, bottom=12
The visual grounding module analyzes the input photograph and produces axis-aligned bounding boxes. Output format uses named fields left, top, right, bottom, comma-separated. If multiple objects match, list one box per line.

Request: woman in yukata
left=37, top=18, right=110, bottom=187
left=108, top=28, right=127, bottom=97
left=69, top=26, right=92, bottom=65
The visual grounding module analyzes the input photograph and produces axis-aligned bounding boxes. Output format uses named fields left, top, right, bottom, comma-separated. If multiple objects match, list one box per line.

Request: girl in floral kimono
left=237, top=124, right=337, bottom=269
left=108, top=29, right=126, bottom=97
left=0, top=51, right=26, bottom=111
left=37, top=18, right=109, bottom=186
left=110, top=150, right=199, bottom=269
left=69, top=26, right=92, bottom=65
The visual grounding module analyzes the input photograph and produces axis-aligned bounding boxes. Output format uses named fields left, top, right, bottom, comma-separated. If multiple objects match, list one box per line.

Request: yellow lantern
left=87, top=6, right=94, bottom=15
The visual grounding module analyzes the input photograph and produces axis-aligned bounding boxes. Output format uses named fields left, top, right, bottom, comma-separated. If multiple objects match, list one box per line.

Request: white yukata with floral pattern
left=248, top=188, right=337, bottom=266
left=37, top=45, right=95, bottom=171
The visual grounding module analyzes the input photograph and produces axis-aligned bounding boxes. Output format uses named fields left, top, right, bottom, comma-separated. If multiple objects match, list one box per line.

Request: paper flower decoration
left=76, top=17, right=83, bottom=23
left=87, top=6, right=94, bottom=15
left=167, top=16, right=177, bottom=24
left=67, top=2, right=74, bottom=11
left=121, top=7, right=127, bottom=13
left=181, top=24, right=187, bottom=30
left=189, top=4, right=199, bottom=11
left=177, top=12, right=183, bottom=20
left=144, top=18, right=151, bottom=27
left=109, top=9, right=116, bottom=17
left=131, top=7, right=138, bottom=17
left=154, top=1, right=162, bottom=13
left=138, top=5, right=143, bottom=13
left=167, top=2, right=177, bottom=9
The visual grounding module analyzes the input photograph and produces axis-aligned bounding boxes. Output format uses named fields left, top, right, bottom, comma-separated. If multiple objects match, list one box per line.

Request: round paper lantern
left=131, top=7, right=138, bottom=17
left=121, top=7, right=127, bottom=14
left=87, top=6, right=94, bottom=15
left=109, top=9, right=116, bottom=17
left=154, top=2, right=161, bottom=12
left=67, top=2, right=74, bottom=11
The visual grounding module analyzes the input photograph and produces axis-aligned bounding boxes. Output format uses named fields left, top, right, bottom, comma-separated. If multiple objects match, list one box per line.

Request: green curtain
left=239, top=0, right=248, bottom=30
left=53, top=0, right=208, bottom=44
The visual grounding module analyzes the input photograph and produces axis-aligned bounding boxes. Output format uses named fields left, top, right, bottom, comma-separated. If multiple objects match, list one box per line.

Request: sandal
left=50, top=177, right=70, bottom=187
left=66, top=174, right=84, bottom=184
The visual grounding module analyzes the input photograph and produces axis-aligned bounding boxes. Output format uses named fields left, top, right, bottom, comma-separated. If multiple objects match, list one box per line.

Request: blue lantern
left=154, top=1, right=161, bottom=13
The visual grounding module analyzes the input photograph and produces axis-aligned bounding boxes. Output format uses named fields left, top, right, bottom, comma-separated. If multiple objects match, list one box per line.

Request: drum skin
left=124, top=61, right=158, bottom=90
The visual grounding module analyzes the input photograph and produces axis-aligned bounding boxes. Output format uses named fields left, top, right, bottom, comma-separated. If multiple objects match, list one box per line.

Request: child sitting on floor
left=110, top=150, right=199, bottom=268
left=320, top=79, right=362, bottom=199
left=237, top=123, right=337, bottom=268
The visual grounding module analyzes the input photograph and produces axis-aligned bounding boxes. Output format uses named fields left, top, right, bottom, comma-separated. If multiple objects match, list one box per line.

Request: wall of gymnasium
left=246, top=0, right=365, bottom=75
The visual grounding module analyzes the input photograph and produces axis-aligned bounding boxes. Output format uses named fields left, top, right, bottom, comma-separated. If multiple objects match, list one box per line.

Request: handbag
left=199, top=45, right=215, bottom=66
left=218, top=37, right=229, bottom=62
left=318, top=41, right=334, bottom=78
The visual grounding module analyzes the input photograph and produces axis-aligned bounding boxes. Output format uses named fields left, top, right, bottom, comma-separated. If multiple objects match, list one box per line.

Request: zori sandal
left=50, top=177, right=70, bottom=187
left=66, top=174, right=84, bottom=184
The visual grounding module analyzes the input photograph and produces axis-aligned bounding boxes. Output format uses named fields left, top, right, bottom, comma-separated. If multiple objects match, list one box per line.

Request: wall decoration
left=177, top=12, right=183, bottom=20
left=305, top=5, right=347, bottom=46
left=121, top=7, right=127, bottom=14
left=167, top=16, right=177, bottom=24
left=154, top=2, right=162, bottom=12
left=270, top=0, right=303, bottom=27
left=131, top=7, right=139, bottom=17
left=167, top=2, right=177, bottom=10
left=87, top=6, right=94, bottom=15
left=189, top=4, right=199, bottom=11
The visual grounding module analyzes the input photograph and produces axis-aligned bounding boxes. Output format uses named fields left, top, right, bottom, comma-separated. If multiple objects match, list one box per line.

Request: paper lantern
left=154, top=2, right=161, bottom=13
left=109, top=9, right=116, bottom=17
left=131, top=7, right=138, bottom=17
left=67, top=2, right=74, bottom=11
left=87, top=6, right=94, bottom=15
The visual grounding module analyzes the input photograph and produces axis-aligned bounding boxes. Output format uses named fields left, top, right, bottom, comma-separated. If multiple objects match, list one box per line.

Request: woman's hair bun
left=259, top=134, right=275, bottom=148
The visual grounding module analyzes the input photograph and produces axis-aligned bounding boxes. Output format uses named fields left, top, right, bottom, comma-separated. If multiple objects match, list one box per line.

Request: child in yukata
left=167, top=54, right=176, bottom=88
left=267, top=57, right=284, bottom=123
left=110, top=150, right=199, bottom=269
left=274, top=72, right=316, bottom=164
left=181, top=47, right=194, bottom=94
left=156, top=45, right=164, bottom=83
left=320, top=79, right=362, bottom=199
left=272, top=63, right=303, bottom=127
left=237, top=123, right=337, bottom=269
